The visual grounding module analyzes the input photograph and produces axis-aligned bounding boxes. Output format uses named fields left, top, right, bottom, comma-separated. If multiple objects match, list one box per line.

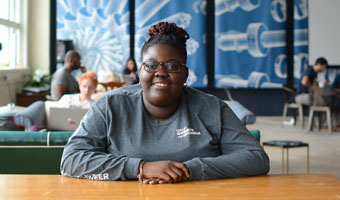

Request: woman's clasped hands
left=141, top=161, right=190, bottom=184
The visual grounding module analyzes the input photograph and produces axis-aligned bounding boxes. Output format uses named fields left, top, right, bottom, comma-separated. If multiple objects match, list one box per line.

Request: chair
left=305, top=88, right=332, bottom=133
left=306, top=106, right=332, bottom=133
left=282, top=86, right=304, bottom=129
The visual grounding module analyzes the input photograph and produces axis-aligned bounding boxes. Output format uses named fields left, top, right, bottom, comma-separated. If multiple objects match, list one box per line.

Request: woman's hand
left=141, top=161, right=190, bottom=184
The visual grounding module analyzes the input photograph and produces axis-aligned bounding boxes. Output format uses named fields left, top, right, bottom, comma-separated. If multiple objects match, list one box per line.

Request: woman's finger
left=173, top=162, right=190, bottom=178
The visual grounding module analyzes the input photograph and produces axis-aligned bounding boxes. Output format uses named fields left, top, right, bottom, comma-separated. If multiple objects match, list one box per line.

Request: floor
left=247, top=116, right=340, bottom=180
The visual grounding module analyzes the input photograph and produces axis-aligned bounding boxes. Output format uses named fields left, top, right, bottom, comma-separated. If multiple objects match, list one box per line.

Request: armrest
left=13, top=101, right=46, bottom=131
left=226, top=100, right=256, bottom=125
left=249, top=129, right=260, bottom=142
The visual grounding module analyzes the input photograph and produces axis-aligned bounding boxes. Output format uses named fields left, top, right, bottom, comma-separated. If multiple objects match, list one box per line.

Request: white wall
left=0, top=0, right=50, bottom=106
left=28, top=0, right=50, bottom=73
left=309, top=0, right=340, bottom=65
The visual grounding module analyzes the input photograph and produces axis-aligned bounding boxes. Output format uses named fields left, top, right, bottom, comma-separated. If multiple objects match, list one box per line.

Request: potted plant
left=23, top=70, right=51, bottom=93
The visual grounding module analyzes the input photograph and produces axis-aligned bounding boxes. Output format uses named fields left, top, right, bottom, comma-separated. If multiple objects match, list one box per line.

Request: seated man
left=295, top=57, right=328, bottom=105
left=50, top=50, right=86, bottom=100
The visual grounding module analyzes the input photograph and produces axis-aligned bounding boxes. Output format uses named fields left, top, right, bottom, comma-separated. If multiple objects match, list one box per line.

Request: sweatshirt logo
left=176, top=127, right=201, bottom=138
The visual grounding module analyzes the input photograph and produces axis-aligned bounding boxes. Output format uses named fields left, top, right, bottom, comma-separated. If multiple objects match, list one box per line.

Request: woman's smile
left=152, top=81, right=170, bottom=89
left=139, top=44, right=188, bottom=107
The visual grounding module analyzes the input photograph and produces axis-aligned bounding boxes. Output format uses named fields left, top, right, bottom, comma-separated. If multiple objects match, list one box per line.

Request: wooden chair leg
left=298, top=105, right=304, bottom=129
left=326, top=108, right=332, bottom=133
left=306, top=109, right=314, bottom=132
left=318, top=112, right=322, bottom=131
left=293, top=109, right=298, bottom=125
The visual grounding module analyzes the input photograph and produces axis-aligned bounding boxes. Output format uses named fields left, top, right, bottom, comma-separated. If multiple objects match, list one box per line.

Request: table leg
left=307, top=146, right=310, bottom=174
left=282, top=148, right=284, bottom=174
left=286, top=148, right=289, bottom=174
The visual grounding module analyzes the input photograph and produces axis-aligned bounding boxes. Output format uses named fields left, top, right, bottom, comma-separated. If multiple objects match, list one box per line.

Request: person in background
left=122, top=57, right=139, bottom=84
left=61, top=22, right=269, bottom=184
left=295, top=57, right=328, bottom=106
left=51, top=50, right=87, bottom=100
left=58, top=72, right=98, bottom=109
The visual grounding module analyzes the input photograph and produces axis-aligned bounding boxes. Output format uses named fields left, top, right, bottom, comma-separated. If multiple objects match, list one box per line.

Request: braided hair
left=141, top=22, right=190, bottom=63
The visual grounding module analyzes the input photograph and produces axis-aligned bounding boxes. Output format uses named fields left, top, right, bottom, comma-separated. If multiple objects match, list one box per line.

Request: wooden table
left=98, top=81, right=125, bottom=91
left=16, top=92, right=48, bottom=107
left=1, top=174, right=340, bottom=199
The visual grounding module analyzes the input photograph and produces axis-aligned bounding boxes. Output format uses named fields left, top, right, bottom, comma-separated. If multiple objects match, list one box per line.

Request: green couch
left=0, top=131, right=72, bottom=174
left=0, top=130, right=260, bottom=174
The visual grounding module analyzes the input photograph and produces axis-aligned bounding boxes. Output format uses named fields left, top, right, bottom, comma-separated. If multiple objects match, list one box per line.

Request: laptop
left=48, top=107, right=88, bottom=131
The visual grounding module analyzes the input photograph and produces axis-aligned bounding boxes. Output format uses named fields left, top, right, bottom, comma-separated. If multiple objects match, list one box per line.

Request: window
left=0, top=0, right=25, bottom=69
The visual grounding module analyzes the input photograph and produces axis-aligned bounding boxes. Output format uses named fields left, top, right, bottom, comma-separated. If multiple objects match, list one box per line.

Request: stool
left=306, top=106, right=332, bottom=133
left=282, top=103, right=304, bottom=129
left=263, top=140, right=309, bottom=174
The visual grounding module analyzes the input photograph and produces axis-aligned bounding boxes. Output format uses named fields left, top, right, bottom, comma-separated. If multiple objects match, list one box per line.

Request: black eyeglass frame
left=142, top=61, right=187, bottom=73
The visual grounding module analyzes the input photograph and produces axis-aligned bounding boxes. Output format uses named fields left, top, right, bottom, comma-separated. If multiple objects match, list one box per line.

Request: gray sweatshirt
left=60, top=85, right=269, bottom=181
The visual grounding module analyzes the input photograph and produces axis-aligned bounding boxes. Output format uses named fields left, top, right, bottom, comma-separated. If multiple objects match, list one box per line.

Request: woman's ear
left=138, top=67, right=142, bottom=87
left=184, top=66, right=189, bottom=83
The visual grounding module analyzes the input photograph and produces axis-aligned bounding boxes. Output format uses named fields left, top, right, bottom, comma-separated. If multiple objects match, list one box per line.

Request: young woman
left=61, top=22, right=269, bottom=184
left=58, top=71, right=98, bottom=109
left=122, top=57, right=139, bottom=84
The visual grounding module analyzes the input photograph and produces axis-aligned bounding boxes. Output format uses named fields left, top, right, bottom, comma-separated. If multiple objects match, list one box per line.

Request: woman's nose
left=83, top=87, right=89, bottom=93
left=155, top=65, right=169, bottom=77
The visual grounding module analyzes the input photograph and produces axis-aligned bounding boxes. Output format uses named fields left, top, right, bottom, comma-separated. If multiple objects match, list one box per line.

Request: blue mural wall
left=56, top=0, right=309, bottom=89
left=56, top=0, right=130, bottom=73
left=215, top=0, right=308, bottom=88
left=134, top=0, right=207, bottom=87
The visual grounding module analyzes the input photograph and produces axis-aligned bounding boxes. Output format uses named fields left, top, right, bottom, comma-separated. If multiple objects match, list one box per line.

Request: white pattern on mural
left=216, top=23, right=308, bottom=57
left=57, top=0, right=130, bottom=72
left=193, top=0, right=261, bottom=15
left=271, top=0, right=308, bottom=23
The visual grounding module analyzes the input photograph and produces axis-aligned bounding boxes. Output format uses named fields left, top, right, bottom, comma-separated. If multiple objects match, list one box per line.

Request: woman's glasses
left=142, top=61, right=186, bottom=73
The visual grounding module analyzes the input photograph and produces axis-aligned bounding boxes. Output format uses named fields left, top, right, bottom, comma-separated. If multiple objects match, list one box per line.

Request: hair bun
left=148, top=22, right=190, bottom=43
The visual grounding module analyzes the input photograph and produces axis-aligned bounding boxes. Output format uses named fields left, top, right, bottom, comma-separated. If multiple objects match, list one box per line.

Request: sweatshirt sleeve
left=184, top=101, right=270, bottom=180
left=60, top=98, right=142, bottom=180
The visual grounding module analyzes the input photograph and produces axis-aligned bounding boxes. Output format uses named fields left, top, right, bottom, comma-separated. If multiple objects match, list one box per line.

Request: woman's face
left=79, top=78, right=96, bottom=101
left=139, top=44, right=188, bottom=107
left=127, top=60, right=135, bottom=71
